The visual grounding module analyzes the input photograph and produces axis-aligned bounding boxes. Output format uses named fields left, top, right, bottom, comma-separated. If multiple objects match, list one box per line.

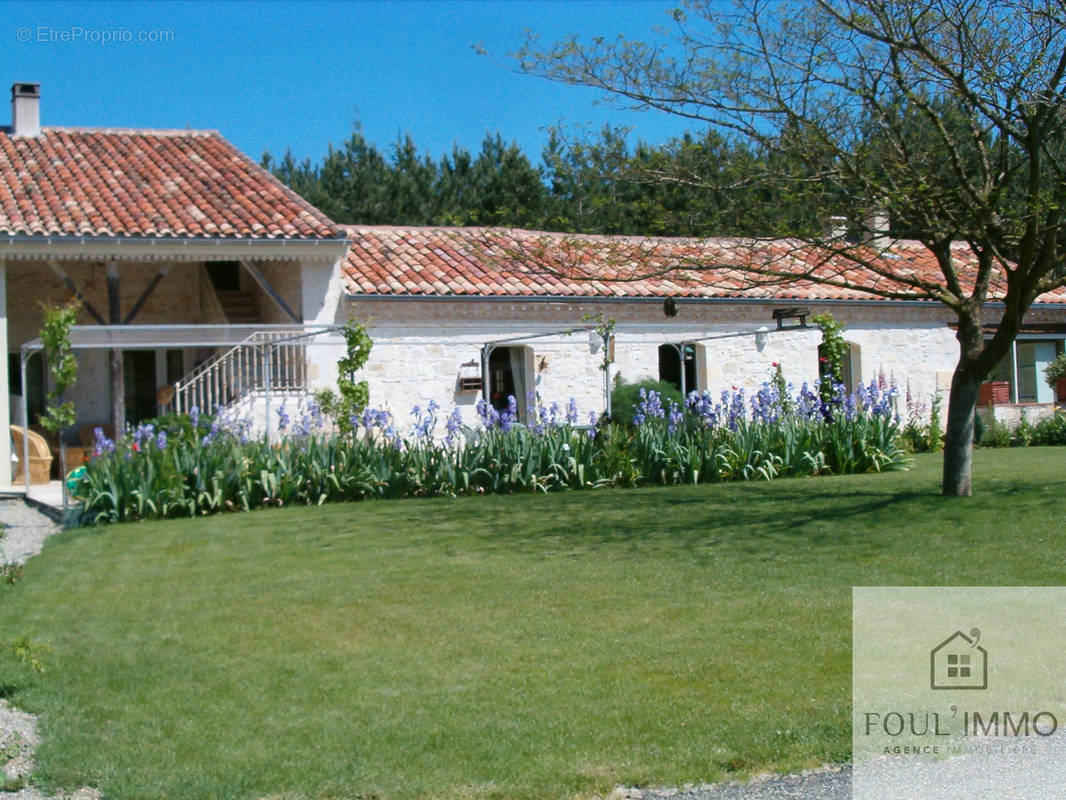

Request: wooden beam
left=123, top=262, right=173, bottom=324
left=107, top=261, right=125, bottom=438
left=46, top=260, right=105, bottom=324
left=239, top=259, right=300, bottom=323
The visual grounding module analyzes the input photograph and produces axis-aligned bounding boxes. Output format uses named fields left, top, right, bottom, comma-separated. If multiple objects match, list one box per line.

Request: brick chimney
left=11, top=82, right=41, bottom=137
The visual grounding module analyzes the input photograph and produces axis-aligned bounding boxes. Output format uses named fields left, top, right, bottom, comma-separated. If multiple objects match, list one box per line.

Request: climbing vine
left=38, top=302, right=80, bottom=438
left=315, top=321, right=374, bottom=434
left=813, top=312, right=847, bottom=403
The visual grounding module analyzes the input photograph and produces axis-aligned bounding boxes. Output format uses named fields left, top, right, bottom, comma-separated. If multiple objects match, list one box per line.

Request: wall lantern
left=771, top=306, right=811, bottom=330
left=457, top=360, right=482, bottom=391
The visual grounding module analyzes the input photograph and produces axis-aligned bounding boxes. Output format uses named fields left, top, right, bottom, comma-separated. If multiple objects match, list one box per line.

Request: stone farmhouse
left=2, top=82, right=1065, bottom=483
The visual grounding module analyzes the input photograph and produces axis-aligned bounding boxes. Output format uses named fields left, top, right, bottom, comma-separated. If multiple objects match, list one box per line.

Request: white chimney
left=863, top=208, right=891, bottom=251
left=11, top=82, right=41, bottom=137
left=824, top=215, right=848, bottom=241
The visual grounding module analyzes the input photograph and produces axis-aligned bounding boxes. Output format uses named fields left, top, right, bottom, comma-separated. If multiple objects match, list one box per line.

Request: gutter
left=345, top=292, right=1062, bottom=311
left=1, top=233, right=351, bottom=260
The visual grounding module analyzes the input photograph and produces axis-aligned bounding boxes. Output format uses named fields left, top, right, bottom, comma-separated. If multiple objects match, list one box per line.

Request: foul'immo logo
left=930, top=628, right=987, bottom=690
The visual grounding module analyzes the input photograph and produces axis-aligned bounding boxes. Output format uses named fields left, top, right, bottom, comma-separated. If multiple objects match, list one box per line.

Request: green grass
left=1, top=448, right=1065, bottom=800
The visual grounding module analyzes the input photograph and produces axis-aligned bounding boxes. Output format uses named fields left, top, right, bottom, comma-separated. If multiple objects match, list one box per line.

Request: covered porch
left=1, top=239, right=346, bottom=485
left=11, top=322, right=344, bottom=496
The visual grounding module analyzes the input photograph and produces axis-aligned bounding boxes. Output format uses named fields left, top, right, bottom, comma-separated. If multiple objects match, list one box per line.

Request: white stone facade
left=339, top=296, right=970, bottom=425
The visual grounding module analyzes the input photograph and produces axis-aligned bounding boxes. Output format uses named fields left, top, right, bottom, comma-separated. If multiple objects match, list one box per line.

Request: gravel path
left=0, top=499, right=99, bottom=800
left=611, top=766, right=850, bottom=800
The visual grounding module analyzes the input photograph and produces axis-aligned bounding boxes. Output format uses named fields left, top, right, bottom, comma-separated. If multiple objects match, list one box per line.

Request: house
left=0, top=82, right=349, bottom=483
left=3, top=82, right=1064, bottom=486
left=338, top=225, right=1066, bottom=428
left=930, top=630, right=988, bottom=690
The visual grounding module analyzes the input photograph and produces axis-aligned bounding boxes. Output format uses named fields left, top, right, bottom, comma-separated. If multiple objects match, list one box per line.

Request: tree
left=516, top=0, right=1066, bottom=495
left=465, top=133, right=548, bottom=227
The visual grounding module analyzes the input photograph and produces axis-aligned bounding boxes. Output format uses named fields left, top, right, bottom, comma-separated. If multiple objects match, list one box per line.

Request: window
left=988, top=338, right=1064, bottom=403
left=658, top=343, right=698, bottom=395
left=947, top=653, right=971, bottom=679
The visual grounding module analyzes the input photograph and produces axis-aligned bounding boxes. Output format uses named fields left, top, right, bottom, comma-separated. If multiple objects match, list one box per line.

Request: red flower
left=771, top=362, right=779, bottom=368
left=132, top=442, right=140, bottom=452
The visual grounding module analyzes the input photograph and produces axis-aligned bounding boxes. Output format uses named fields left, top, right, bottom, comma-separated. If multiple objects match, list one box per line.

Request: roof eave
left=0, top=234, right=351, bottom=262
left=343, top=291, right=1066, bottom=309
left=344, top=292, right=946, bottom=307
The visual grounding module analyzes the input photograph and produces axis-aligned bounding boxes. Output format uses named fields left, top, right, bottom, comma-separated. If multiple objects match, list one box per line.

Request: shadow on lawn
left=448, top=479, right=943, bottom=555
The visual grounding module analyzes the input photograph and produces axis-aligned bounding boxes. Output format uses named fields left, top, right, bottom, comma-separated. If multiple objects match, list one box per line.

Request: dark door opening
left=124, top=350, right=158, bottom=425
left=488, top=347, right=517, bottom=412
left=658, top=343, right=696, bottom=395
left=8, top=352, right=45, bottom=425
left=206, top=261, right=241, bottom=292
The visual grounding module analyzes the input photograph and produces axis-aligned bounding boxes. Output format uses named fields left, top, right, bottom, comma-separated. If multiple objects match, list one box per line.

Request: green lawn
left=1, top=448, right=1064, bottom=800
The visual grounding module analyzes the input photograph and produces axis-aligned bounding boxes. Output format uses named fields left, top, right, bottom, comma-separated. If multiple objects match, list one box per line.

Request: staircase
left=172, top=330, right=309, bottom=418
left=215, top=290, right=258, bottom=324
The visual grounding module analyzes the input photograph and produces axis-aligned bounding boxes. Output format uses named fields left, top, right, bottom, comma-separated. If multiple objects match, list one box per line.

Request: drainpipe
left=480, top=344, right=494, bottom=420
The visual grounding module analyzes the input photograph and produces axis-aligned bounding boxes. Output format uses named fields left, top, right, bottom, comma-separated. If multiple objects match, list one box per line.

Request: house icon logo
left=930, top=628, right=987, bottom=690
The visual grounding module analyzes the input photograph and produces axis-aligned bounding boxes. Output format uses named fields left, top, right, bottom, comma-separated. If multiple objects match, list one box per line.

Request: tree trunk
left=942, top=364, right=982, bottom=496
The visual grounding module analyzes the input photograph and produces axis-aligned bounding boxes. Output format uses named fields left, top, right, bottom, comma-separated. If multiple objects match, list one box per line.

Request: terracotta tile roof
left=342, top=225, right=1066, bottom=305
left=0, top=128, right=341, bottom=239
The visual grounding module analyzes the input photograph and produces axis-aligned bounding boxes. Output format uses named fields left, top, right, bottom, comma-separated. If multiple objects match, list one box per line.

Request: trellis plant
left=813, top=312, right=848, bottom=406
left=38, top=302, right=80, bottom=491
left=314, top=321, right=373, bottom=434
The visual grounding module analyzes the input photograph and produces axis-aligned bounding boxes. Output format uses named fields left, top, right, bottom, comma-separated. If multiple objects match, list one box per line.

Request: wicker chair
left=10, top=425, right=54, bottom=484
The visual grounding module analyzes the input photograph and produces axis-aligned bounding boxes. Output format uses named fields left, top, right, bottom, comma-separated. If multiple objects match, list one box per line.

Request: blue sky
left=1, top=0, right=697, bottom=167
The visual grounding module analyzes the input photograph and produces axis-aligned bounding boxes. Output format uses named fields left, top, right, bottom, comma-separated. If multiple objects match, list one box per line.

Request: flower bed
left=71, top=377, right=905, bottom=525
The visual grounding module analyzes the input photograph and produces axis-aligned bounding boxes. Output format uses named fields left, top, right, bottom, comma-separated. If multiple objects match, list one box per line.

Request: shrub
left=1043, top=352, right=1066, bottom=388
left=1013, top=413, right=1036, bottom=447
left=1032, top=410, right=1066, bottom=445
left=899, top=385, right=943, bottom=453
left=611, top=378, right=683, bottom=426
left=978, top=414, right=1013, bottom=448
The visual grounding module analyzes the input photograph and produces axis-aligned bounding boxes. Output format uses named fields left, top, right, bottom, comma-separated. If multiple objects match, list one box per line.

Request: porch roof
left=0, top=128, right=341, bottom=241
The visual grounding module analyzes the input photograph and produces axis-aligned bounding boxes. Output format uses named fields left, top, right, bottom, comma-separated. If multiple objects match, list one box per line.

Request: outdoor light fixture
left=457, top=360, right=482, bottom=391
left=663, top=296, right=678, bottom=317
left=771, top=306, right=811, bottom=330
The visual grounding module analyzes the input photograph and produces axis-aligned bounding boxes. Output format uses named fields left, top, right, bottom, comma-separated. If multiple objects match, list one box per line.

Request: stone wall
left=339, top=297, right=968, bottom=428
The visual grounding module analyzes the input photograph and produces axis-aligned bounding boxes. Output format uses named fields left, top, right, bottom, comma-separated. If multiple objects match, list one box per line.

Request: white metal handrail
left=173, top=330, right=308, bottom=415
